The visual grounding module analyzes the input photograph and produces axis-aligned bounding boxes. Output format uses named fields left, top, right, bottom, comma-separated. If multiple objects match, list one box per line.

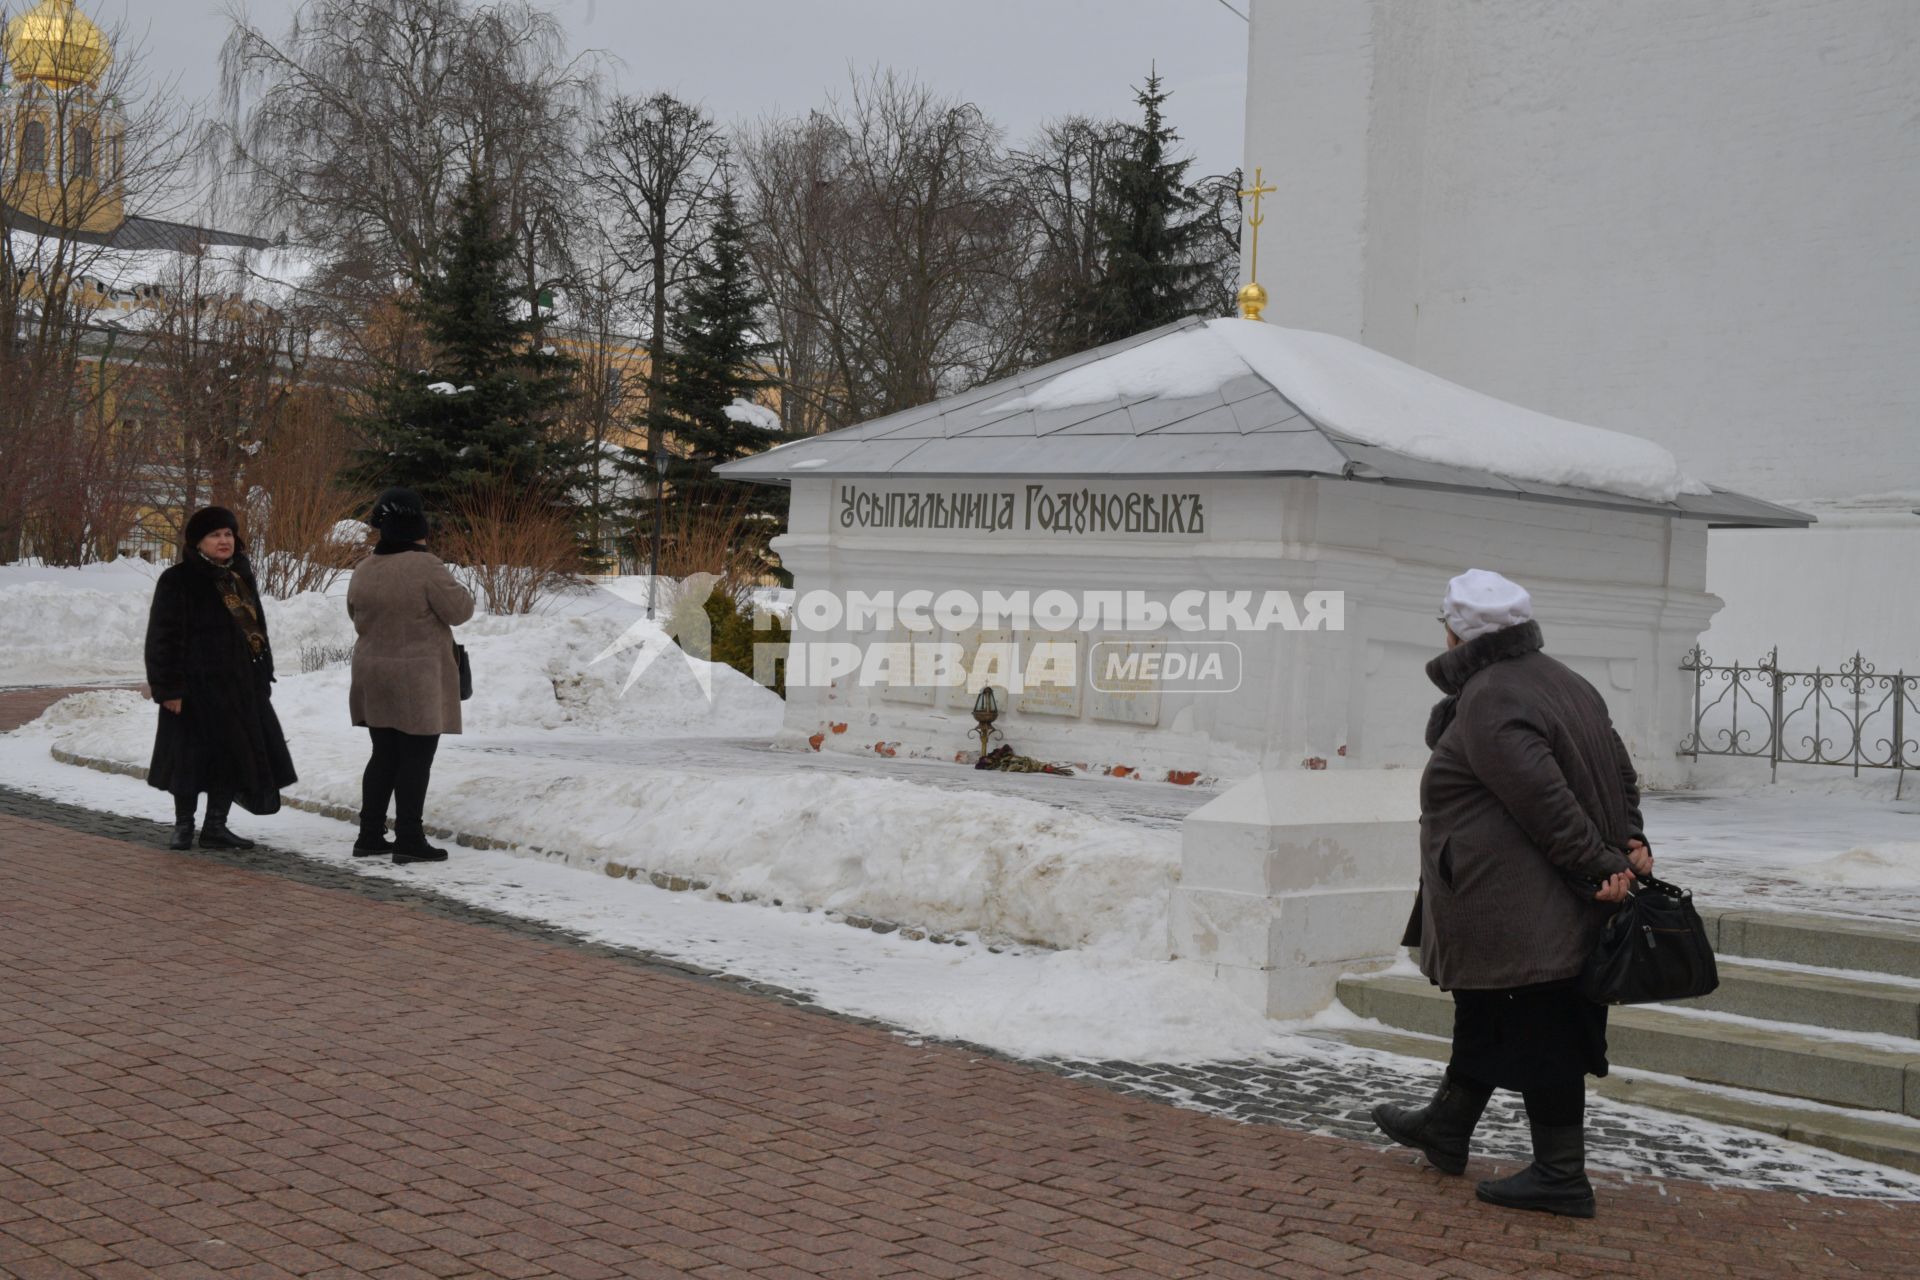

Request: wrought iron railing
left=1680, top=647, right=1920, bottom=795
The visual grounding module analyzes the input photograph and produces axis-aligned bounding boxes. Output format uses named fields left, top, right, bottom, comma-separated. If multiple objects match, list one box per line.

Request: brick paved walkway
left=4, top=687, right=1920, bottom=1278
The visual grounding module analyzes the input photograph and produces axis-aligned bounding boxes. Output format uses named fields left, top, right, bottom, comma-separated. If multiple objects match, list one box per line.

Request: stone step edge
left=1310, top=1024, right=1920, bottom=1178
left=1342, top=972, right=1920, bottom=1117
left=47, top=746, right=1035, bottom=954
left=1347, top=972, right=1920, bottom=1069
left=1702, top=905, right=1920, bottom=978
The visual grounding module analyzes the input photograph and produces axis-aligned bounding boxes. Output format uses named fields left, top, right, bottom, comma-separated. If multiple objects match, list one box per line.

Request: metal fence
left=1680, top=647, right=1920, bottom=794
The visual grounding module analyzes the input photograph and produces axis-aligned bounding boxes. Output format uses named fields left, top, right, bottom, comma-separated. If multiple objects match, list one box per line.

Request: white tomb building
left=719, top=317, right=1802, bottom=795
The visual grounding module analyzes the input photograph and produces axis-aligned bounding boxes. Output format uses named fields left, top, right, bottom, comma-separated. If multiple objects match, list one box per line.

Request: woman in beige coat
left=347, top=487, right=475, bottom=864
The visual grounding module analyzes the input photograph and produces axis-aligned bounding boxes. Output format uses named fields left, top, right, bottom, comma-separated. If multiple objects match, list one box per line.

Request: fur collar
left=1423, top=620, right=1545, bottom=747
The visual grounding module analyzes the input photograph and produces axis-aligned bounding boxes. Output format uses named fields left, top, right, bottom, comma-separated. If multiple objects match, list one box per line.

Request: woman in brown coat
left=1372, top=569, right=1653, bottom=1219
left=346, top=488, right=475, bottom=864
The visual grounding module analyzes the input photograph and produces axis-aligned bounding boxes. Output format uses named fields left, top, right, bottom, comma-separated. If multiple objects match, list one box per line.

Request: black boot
left=169, top=795, right=196, bottom=850
left=353, top=817, right=393, bottom=858
left=1476, top=1123, right=1596, bottom=1218
left=391, top=823, right=447, bottom=865
left=197, top=796, right=254, bottom=851
left=1371, top=1072, right=1492, bottom=1175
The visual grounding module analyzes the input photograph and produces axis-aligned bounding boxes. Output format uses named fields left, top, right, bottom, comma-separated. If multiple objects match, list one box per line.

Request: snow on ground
left=1001, top=320, right=1706, bottom=504
left=3, top=731, right=1918, bottom=1201
left=2, top=561, right=1175, bottom=954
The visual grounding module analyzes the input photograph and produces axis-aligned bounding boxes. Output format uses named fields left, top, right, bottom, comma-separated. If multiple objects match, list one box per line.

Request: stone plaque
left=1087, top=636, right=1162, bottom=726
left=876, top=625, right=935, bottom=705
left=942, top=626, right=1017, bottom=709
left=1015, top=636, right=1082, bottom=717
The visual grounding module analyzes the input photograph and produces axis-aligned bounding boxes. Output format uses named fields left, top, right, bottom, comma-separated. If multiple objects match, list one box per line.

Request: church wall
left=1243, top=0, right=1920, bottom=509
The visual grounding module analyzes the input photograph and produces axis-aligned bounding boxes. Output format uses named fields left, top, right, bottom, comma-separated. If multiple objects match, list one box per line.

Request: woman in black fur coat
left=143, top=507, right=298, bottom=850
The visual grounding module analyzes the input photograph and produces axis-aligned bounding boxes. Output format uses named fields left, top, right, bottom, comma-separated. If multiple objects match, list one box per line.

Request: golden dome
left=1235, top=280, right=1269, bottom=322
left=6, top=0, right=111, bottom=90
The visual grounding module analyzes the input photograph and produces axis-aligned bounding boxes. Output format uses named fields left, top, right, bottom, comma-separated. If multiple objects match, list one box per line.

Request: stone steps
left=1333, top=908, right=1920, bottom=1174
left=1702, top=906, right=1920, bottom=980
left=1337, top=972, right=1920, bottom=1117
left=1311, top=1022, right=1920, bottom=1176
left=1679, top=958, right=1920, bottom=1038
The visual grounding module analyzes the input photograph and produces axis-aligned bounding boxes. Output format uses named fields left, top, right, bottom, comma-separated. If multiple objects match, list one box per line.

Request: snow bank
left=0, top=582, right=155, bottom=683
left=6, top=561, right=1175, bottom=953
left=1001, top=320, right=1708, bottom=504
left=33, top=686, right=1172, bottom=954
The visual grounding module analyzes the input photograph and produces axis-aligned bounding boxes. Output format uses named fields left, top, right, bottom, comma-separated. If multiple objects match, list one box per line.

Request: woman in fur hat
left=143, top=506, right=298, bottom=850
left=345, top=487, right=475, bottom=864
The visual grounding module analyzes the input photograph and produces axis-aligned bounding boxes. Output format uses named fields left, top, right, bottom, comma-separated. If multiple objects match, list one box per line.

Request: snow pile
left=33, top=686, right=1171, bottom=953
left=0, top=582, right=155, bottom=683
left=723, top=398, right=782, bottom=431
left=1791, top=842, right=1920, bottom=889
left=326, top=519, right=369, bottom=546
left=999, top=319, right=1709, bottom=504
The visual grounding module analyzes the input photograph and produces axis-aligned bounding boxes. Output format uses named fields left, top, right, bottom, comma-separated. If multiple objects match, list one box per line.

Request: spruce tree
left=652, top=183, right=779, bottom=485
left=354, top=172, right=582, bottom=511
left=1079, top=71, right=1217, bottom=345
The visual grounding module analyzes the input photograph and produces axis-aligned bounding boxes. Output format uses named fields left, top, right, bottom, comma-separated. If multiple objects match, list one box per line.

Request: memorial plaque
left=876, top=624, right=935, bottom=705
left=1015, top=635, right=1082, bottom=717
left=942, top=626, right=1016, bottom=708
left=1087, top=635, right=1162, bottom=726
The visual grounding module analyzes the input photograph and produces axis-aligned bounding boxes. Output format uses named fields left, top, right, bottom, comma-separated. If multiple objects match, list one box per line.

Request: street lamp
left=972, top=686, right=1003, bottom=760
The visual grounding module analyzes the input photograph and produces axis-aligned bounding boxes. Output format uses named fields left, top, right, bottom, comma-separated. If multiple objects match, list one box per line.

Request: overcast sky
left=92, top=0, right=1249, bottom=176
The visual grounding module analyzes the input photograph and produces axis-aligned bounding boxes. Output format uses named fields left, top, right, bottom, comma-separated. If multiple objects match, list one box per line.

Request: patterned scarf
left=205, top=555, right=269, bottom=659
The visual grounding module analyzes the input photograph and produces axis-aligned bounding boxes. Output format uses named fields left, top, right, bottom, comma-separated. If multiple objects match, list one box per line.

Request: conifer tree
left=652, top=182, right=779, bottom=484
left=354, top=172, right=582, bottom=511
left=1077, top=71, right=1217, bottom=345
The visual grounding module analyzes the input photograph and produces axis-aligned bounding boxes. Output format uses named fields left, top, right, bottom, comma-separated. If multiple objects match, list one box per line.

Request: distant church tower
left=4, top=0, right=124, bottom=237
left=3, top=0, right=263, bottom=252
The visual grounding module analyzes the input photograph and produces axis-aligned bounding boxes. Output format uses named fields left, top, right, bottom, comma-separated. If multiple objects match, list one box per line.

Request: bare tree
left=552, top=217, right=646, bottom=563
left=214, top=0, right=594, bottom=323
left=1010, top=115, right=1130, bottom=361
left=741, top=70, right=1029, bottom=431
left=580, top=92, right=725, bottom=468
left=140, top=250, right=315, bottom=524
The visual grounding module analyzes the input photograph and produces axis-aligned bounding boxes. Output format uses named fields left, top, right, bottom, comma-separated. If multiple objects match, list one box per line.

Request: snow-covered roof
left=717, top=317, right=1809, bottom=529
left=6, top=227, right=319, bottom=311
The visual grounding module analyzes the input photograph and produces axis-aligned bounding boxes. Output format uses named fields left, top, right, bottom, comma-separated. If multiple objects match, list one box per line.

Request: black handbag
left=1578, top=874, right=1719, bottom=1005
left=454, top=642, right=472, bottom=701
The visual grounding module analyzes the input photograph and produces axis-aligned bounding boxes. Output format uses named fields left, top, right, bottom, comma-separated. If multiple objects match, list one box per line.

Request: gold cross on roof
left=1236, top=166, right=1278, bottom=320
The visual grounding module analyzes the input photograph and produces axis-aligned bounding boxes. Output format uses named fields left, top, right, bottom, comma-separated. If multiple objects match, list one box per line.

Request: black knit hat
left=369, top=486, right=430, bottom=544
left=182, top=506, right=242, bottom=554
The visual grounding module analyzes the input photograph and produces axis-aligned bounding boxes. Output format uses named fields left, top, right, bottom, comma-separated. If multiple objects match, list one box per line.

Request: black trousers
left=173, top=790, right=234, bottom=824
left=1447, top=982, right=1607, bottom=1128
left=359, top=728, right=442, bottom=837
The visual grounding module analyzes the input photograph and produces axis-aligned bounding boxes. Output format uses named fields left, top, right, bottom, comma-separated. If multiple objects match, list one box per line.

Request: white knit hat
left=1442, top=569, right=1533, bottom=642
